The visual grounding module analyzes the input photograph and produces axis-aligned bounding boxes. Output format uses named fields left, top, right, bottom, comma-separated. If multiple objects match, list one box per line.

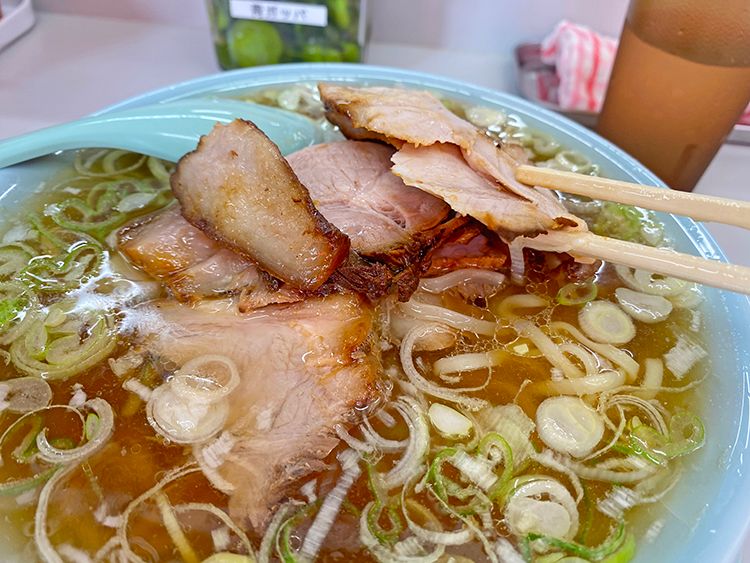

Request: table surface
left=1, top=10, right=750, bottom=561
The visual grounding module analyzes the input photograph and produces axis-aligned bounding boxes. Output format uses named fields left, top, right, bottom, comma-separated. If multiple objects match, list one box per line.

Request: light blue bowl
left=3, top=64, right=749, bottom=562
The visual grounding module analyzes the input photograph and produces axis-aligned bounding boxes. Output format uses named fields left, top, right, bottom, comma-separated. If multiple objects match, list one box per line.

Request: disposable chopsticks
left=512, top=165, right=750, bottom=295
left=516, top=165, right=750, bottom=230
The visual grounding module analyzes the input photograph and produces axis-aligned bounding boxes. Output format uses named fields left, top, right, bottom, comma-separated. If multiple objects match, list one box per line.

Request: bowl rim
left=100, top=62, right=729, bottom=259
left=80, top=63, right=750, bottom=562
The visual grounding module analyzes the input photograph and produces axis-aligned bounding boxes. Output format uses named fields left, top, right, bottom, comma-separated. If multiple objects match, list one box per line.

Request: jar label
left=229, top=0, right=329, bottom=27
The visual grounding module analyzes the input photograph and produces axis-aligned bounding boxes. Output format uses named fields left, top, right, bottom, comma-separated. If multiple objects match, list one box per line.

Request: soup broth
left=0, top=89, right=708, bottom=563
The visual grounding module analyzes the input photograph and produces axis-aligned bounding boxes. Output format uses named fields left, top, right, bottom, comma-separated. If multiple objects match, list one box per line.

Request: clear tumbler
left=596, top=0, right=750, bottom=191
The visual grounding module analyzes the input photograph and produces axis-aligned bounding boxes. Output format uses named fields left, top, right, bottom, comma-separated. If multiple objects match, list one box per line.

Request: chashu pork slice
left=391, top=143, right=551, bottom=236
left=118, top=205, right=302, bottom=307
left=318, top=85, right=477, bottom=149
left=287, top=140, right=451, bottom=261
left=135, top=293, right=379, bottom=531
left=424, top=220, right=508, bottom=276
left=171, top=119, right=350, bottom=291
left=318, top=83, right=583, bottom=232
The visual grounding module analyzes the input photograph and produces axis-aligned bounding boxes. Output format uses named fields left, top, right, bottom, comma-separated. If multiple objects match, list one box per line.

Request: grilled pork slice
left=318, top=83, right=582, bottom=232
left=137, top=293, right=379, bottom=531
left=391, top=144, right=551, bottom=236
left=118, top=206, right=302, bottom=307
left=318, top=84, right=478, bottom=149
left=287, top=140, right=450, bottom=258
left=425, top=221, right=508, bottom=276
left=171, top=119, right=350, bottom=291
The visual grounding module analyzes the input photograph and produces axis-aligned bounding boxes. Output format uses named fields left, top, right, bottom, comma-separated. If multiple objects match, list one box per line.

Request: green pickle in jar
left=207, top=0, right=365, bottom=69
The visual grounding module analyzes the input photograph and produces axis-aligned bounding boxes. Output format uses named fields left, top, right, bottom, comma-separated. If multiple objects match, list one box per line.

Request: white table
left=1, top=12, right=749, bottom=559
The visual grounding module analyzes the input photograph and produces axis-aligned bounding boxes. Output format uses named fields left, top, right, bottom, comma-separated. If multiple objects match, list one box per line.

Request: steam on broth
left=0, top=84, right=708, bottom=563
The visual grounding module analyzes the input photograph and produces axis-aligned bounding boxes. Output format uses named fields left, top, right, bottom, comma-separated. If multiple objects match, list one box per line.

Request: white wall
left=34, top=0, right=629, bottom=42
left=369, top=0, right=628, bottom=49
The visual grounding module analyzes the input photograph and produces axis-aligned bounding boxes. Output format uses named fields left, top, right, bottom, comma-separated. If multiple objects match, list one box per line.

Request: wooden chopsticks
left=513, top=165, right=750, bottom=295
left=569, top=232, right=750, bottom=294
left=516, top=165, right=750, bottom=230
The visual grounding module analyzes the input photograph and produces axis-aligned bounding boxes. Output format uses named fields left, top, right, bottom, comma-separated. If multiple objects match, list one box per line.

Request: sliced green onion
left=36, top=399, right=114, bottom=464
left=478, top=432, right=514, bottom=489
left=450, top=450, right=498, bottom=492
left=0, top=296, right=26, bottom=329
left=561, top=194, right=603, bottom=217
left=626, top=410, right=703, bottom=465
left=359, top=500, right=445, bottom=562
left=401, top=492, right=473, bottom=547
left=668, top=283, right=704, bottom=309
left=626, top=423, right=669, bottom=467
left=115, top=192, right=157, bottom=213
left=174, top=503, right=255, bottom=560
left=26, top=214, right=68, bottom=254
left=46, top=178, right=171, bottom=240
left=147, top=156, right=174, bottom=183
left=536, top=397, right=604, bottom=459
left=0, top=465, right=60, bottom=497
left=74, top=149, right=147, bottom=177
left=6, top=414, right=43, bottom=463
left=524, top=521, right=631, bottom=562
left=592, top=202, right=662, bottom=245
left=9, top=301, right=116, bottom=380
left=553, top=150, right=597, bottom=175
left=615, top=265, right=686, bottom=297
left=615, top=288, right=672, bottom=324
left=0, top=282, right=37, bottom=345
left=529, top=132, right=562, bottom=158
left=506, top=477, right=579, bottom=540
left=478, top=404, right=535, bottom=472
left=21, top=240, right=104, bottom=293
left=557, top=282, right=598, bottom=306
left=275, top=502, right=319, bottom=562
left=299, top=449, right=361, bottom=560
left=425, top=447, right=491, bottom=515
left=85, top=413, right=100, bottom=441
left=578, top=301, right=635, bottom=345
left=663, top=336, right=706, bottom=380
left=382, top=397, right=430, bottom=489
left=664, top=409, right=705, bottom=458
left=428, top=403, right=473, bottom=438
left=466, top=105, right=507, bottom=130
left=0, top=242, right=36, bottom=280
left=258, top=503, right=297, bottom=563
left=365, top=464, right=403, bottom=546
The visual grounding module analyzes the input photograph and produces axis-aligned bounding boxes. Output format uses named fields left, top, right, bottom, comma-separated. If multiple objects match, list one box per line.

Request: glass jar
left=206, top=0, right=366, bottom=69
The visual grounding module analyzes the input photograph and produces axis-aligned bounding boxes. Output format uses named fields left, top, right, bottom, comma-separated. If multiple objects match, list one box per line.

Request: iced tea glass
left=597, top=0, right=750, bottom=191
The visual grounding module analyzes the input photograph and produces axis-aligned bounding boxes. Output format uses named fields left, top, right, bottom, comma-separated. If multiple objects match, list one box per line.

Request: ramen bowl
left=1, top=64, right=748, bottom=562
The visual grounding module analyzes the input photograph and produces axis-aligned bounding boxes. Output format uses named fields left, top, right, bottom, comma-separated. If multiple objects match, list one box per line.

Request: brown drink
left=597, top=0, right=750, bottom=191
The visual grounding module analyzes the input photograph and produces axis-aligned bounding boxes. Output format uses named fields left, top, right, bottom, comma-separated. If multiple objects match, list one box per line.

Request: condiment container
left=207, top=0, right=366, bottom=69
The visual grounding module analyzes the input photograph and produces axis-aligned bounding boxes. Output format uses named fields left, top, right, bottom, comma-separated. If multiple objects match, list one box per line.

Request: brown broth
left=0, top=141, right=707, bottom=562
